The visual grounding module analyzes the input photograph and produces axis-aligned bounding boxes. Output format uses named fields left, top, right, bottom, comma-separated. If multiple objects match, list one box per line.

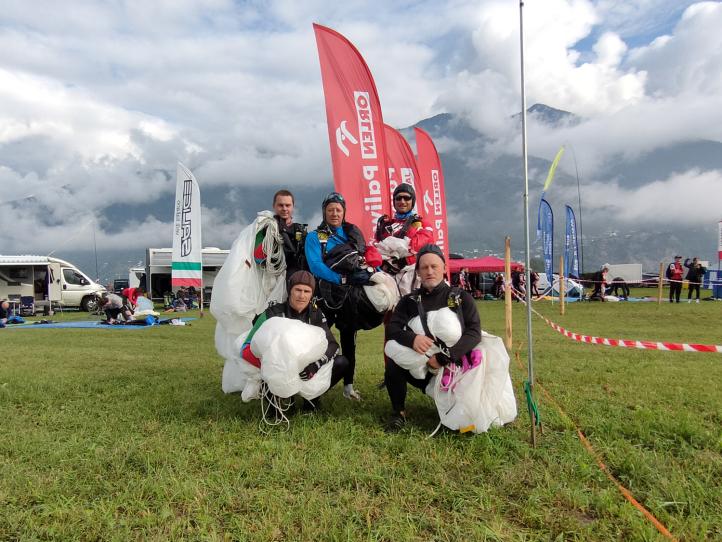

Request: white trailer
left=139, top=247, right=229, bottom=301
left=606, top=263, right=643, bottom=284
left=0, top=255, right=106, bottom=313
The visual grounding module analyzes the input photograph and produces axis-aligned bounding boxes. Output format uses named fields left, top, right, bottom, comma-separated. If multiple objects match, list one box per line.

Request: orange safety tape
left=513, top=348, right=678, bottom=541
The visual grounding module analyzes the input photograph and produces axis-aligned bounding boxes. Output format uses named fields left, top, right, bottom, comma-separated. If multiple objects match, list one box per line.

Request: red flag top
left=384, top=123, right=420, bottom=197
left=313, top=23, right=391, bottom=241
left=415, top=127, right=450, bottom=264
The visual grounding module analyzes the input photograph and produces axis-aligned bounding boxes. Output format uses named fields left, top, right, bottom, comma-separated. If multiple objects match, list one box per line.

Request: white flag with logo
left=172, top=162, right=202, bottom=288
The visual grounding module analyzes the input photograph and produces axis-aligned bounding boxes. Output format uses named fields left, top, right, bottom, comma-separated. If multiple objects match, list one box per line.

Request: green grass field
left=1, top=295, right=721, bottom=541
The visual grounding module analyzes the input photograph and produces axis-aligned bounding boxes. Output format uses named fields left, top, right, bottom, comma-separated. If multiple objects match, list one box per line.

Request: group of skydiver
left=242, top=184, right=483, bottom=431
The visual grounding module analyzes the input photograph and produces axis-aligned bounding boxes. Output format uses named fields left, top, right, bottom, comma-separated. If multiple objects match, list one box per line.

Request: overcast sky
left=1, top=0, right=720, bottom=253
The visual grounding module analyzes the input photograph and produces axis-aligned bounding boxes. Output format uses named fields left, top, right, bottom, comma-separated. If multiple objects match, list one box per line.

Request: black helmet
left=322, top=191, right=346, bottom=212
left=393, top=182, right=416, bottom=209
left=415, top=243, right=445, bottom=269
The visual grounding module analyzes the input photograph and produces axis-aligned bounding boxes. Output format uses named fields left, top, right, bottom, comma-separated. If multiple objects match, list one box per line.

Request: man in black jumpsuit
left=272, top=189, right=308, bottom=277
left=384, top=244, right=481, bottom=431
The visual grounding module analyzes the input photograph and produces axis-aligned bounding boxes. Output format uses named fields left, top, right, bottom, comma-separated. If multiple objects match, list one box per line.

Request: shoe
left=688, top=300, right=691, bottom=304
left=376, top=378, right=386, bottom=390
left=384, top=412, right=407, bottom=433
left=343, top=384, right=362, bottom=401
left=696, top=299, right=700, bottom=304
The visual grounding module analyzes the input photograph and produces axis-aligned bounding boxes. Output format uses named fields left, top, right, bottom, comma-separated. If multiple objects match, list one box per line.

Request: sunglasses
left=394, top=195, right=412, bottom=202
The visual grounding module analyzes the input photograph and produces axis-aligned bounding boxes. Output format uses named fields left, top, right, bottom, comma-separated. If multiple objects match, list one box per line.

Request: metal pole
left=560, top=254, right=565, bottom=316
left=519, top=0, right=536, bottom=446
left=569, top=145, right=585, bottom=274
left=504, top=237, right=513, bottom=350
left=92, top=218, right=100, bottom=283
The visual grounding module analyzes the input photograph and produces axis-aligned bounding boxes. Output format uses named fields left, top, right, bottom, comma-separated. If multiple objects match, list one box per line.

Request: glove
left=349, top=269, right=372, bottom=285
left=299, top=360, right=321, bottom=381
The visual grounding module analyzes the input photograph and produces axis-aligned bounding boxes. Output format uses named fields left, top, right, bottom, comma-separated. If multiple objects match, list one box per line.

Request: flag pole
left=569, top=144, right=585, bottom=274
left=519, top=0, right=538, bottom=446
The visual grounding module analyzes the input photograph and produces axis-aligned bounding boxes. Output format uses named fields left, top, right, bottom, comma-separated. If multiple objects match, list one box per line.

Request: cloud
left=1, top=0, right=721, bottom=254
left=583, top=168, right=722, bottom=224
left=627, top=2, right=722, bottom=96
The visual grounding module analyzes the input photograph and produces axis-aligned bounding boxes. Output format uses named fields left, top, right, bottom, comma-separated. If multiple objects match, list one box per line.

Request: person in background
left=607, top=277, right=630, bottom=300
left=458, top=267, right=469, bottom=292
left=120, top=286, right=145, bottom=320
left=0, top=299, right=10, bottom=327
left=99, top=292, right=128, bottom=323
left=493, top=273, right=504, bottom=299
left=684, top=257, right=706, bottom=304
left=667, top=255, right=684, bottom=303
left=530, top=270, right=540, bottom=297
left=590, top=264, right=609, bottom=301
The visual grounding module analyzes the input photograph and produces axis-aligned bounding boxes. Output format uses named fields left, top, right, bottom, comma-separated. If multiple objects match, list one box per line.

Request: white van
left=0, top=255, right=106, bottom=313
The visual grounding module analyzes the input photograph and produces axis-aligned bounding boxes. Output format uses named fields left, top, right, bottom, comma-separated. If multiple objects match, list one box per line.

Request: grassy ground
left=1, top=294, right=720, bottom=541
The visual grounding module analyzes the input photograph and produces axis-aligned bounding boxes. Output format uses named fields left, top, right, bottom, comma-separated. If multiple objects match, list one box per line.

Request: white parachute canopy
left=211, top=212, right=286, bottom=397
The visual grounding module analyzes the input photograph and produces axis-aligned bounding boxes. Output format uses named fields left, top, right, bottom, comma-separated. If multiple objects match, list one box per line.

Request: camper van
left=0, top=255, right=106, bottom=314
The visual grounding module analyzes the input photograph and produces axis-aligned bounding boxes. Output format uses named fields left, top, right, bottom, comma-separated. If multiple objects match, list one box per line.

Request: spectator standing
left=530, top=271, right=540, bottom=297
left=684, top=257, right=706, bottom=303
left=667, top=255, right=684, bottom=303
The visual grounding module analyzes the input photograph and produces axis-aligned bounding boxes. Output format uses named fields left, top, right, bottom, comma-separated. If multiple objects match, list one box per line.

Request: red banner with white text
left=415, top=127, right=449, bottom=263
left=383, top=124, right=421, bottom=205
left=313, top=23, right=391, bottom=241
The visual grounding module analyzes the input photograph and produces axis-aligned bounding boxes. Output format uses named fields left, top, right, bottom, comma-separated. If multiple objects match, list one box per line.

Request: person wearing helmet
left=304, top=192, right=382, bottom=401
left=373, top=182, right=436, bottom=383
left=374, top=183, right=434, bottom=278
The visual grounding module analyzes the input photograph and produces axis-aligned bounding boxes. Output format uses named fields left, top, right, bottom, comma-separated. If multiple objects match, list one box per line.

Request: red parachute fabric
left=384, top=124, right=420, bottom=198
left=415, top=127, right=450, bottom=263
left=313, top=23, right=391, bottom=241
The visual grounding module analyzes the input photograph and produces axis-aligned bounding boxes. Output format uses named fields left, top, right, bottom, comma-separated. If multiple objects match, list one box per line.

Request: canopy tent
left=448, top=256, right=524, bottom=274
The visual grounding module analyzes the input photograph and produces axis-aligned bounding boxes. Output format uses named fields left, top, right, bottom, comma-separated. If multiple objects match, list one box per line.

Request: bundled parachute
left=212, top=211, right=286, bottom=393
left=363, top=271, right=401, bottom=313
left=384, top=307, right=462, bottom=379
left=252, top=317, right=333, bottom=400
left=384, top=307, right=517, bottom=434
left=374, top=235, right=417, bottom=295
left=426, top=332, right=517, bottom=433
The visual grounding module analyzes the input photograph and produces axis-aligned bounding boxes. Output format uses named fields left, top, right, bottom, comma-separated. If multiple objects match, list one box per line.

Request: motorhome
left=0, top=255, right=106, bottom=313
left=136, top=247, right=229, bottom=301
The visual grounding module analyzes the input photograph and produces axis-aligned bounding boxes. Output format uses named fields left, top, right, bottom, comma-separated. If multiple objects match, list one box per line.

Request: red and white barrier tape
left=507, top=285, right=722, bottom=353
left=535, top=310, right=722, bottom=353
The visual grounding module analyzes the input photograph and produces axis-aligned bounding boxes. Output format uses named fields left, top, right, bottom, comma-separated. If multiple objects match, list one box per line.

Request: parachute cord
left=257, top=214, right=286, bottom=277
left=259, top=381, right=292, bottom=433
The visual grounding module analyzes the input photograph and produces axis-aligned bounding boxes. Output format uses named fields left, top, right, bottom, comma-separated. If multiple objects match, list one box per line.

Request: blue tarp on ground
left=5, top=318, right=195, bottom=330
